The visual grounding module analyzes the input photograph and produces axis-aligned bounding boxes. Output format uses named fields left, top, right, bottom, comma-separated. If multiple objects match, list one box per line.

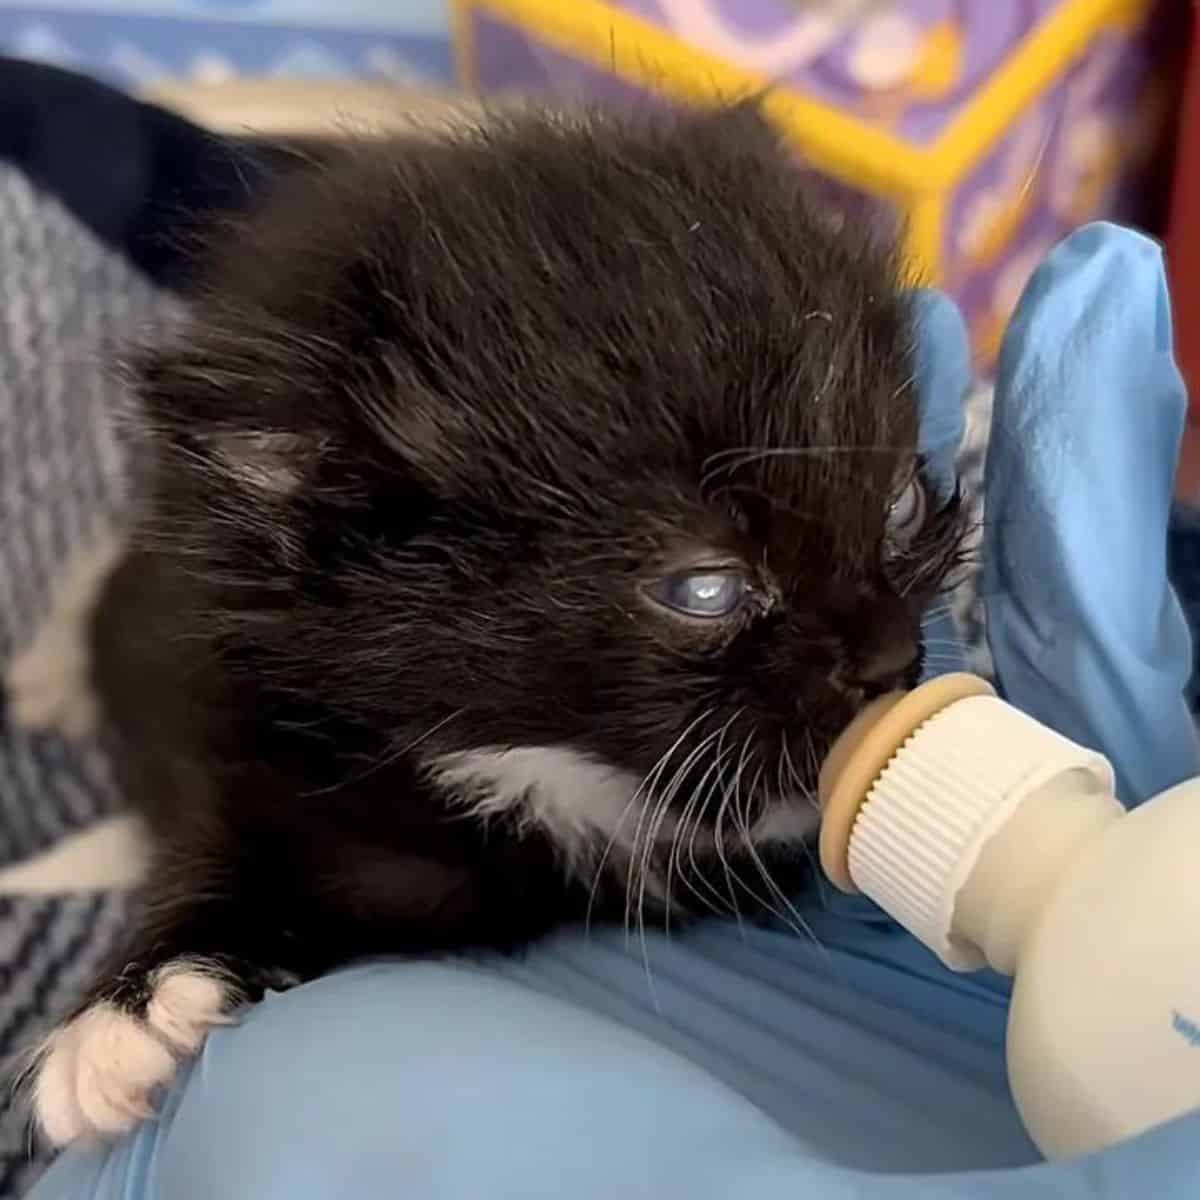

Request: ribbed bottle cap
left=819, top=681, right=1114, bottom=969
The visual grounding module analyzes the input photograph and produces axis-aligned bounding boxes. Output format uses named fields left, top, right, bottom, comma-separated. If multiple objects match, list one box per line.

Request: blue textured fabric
left=29, top=223, right=1200, bottom=1198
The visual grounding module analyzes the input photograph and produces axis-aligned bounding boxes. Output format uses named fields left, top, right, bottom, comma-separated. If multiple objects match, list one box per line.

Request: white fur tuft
left=430, top=745, right=645, bottom=869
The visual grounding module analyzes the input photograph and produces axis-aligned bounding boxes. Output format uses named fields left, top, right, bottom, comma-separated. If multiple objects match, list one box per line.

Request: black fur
left=79, top=100, right=963, bottom=1014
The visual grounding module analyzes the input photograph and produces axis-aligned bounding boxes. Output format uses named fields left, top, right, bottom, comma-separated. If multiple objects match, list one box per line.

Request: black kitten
left=16, top=100, right=963, bottom=1144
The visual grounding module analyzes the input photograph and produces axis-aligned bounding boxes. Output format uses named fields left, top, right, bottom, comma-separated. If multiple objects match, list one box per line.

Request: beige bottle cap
left=817, top=673, right=996, bottom=892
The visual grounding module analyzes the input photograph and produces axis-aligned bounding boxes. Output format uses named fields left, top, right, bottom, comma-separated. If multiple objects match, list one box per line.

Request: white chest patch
left=428, top=743, right=820, bottom=881
left=430, top=745, right=646, bottom=871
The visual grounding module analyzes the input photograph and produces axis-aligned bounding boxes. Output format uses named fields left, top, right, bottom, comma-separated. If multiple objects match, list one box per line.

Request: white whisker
left=620, top=706, right=712, bottom=938
left=677, top=710, right=745, bottom=919
left=654, top=727, right=723, bottom=928
left=735, top=750, right=826, bottom=953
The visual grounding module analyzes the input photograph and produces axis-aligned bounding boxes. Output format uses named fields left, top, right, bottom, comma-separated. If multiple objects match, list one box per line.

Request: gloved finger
left=983, top=222, right=1199, bottom=804
left=912, top=288, right=971, bottom=678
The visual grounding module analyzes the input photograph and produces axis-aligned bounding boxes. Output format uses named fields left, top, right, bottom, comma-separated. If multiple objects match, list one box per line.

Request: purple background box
left=464, top=1, right=1169, bottom=366
left=616, top=0, right=1060, bottom=145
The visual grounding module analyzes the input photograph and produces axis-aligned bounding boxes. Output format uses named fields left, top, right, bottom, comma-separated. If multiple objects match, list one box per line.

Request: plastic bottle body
left=1005, top=780, right=1200, bottom=1158
left=818, top=676, right=1200, bottom=1160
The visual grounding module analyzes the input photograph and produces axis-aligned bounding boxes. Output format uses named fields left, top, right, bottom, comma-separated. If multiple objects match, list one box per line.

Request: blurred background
left=0, top=1, right=453, bottom=85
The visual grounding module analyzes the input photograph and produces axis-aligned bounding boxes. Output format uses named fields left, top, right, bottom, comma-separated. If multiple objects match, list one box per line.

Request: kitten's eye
left=646, top=571, right=748, bottom=619
left=886, top=478, right=926, bottom=546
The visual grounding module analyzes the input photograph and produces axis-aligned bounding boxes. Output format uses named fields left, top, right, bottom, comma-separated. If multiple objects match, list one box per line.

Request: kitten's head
left=135, top=101, right=963, bottom=897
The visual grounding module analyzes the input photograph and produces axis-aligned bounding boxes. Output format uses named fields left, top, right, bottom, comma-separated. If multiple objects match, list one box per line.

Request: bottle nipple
left=817, top=673, right=994, bottom=892
left=816, top=673, right=1114, bottom=971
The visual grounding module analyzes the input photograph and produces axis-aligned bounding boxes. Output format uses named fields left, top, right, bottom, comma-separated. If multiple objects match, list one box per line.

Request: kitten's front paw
left=31, top=963, right=235, bottom=1146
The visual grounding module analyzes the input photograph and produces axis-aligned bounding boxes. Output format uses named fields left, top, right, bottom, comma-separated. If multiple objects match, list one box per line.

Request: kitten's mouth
left=823, top=649, right=923, bottom=749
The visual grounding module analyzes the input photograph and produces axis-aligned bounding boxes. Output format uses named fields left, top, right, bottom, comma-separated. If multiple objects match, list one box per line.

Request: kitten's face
left=140, top=103, right=963, bottom=897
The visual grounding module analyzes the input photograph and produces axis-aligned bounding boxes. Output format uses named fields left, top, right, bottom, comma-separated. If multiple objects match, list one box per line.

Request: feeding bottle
left=817, top=673, right=1200, bottom=1159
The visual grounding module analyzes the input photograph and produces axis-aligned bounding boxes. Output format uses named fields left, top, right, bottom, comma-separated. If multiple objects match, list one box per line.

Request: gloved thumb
left=984, top=222, right=1199, bottom=804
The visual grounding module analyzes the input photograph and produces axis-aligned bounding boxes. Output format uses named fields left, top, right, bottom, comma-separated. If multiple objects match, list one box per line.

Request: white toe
left=34, top=1004, right=174, bottom=1145
left=147, top=966, right=234, bottom=1053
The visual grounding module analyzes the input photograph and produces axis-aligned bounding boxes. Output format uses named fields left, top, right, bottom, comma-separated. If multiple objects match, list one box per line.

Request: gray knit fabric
left=0, top=165, right=159, bottom=1197
left=0, top=165, right=155, bottom=863
left=0, top=161, right=991, bottom=1196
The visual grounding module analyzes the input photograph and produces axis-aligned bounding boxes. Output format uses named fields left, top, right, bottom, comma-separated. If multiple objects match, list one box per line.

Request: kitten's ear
left=701, top=92, right=778, bottom=142
left=128, top=336, right=334, bottom=501
left=205, top=430, right=324, bottom=498
left=670, top=92, right=787, bottom=173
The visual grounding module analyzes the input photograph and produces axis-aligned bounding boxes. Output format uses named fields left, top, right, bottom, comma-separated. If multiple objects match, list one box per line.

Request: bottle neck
left=952, top=773, right=1124, bottom=976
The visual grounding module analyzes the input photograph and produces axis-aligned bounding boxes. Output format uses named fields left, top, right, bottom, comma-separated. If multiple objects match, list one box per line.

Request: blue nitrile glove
left=30, top=223, right=1200, bottom=1200
left=985, top=222, right=1200, bottom=804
